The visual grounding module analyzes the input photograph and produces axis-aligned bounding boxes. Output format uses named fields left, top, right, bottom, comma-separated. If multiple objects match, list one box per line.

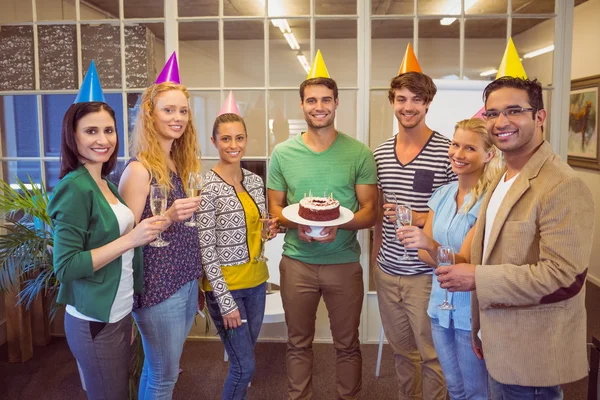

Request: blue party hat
left=74, top=61, right=106, bottom=103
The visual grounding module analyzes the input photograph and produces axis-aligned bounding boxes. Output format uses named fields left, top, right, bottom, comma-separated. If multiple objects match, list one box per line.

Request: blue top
left=427, top=181, right=482, bottom=331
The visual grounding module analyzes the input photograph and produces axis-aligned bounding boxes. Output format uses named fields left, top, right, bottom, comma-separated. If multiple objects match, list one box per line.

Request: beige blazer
left=470, top=141, right=594, bottom=386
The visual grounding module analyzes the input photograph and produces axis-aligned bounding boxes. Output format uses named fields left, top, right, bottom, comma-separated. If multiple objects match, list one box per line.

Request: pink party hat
left=472, top=106, right=486, bottom=120
left=155, top=52, right=180, bottom=84
left=218, top=91, right=240, bottom=116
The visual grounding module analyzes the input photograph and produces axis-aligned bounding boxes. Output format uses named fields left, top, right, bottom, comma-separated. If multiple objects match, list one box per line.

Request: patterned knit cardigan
left=197, top=168, right=266, bottom=315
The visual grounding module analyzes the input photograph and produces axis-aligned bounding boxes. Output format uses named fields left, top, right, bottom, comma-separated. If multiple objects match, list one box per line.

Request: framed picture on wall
left=568, top=75, right=600, bottom=170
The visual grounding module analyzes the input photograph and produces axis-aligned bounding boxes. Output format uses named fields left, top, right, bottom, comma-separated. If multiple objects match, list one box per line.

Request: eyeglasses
left=482, top=107, right=536, bottom=120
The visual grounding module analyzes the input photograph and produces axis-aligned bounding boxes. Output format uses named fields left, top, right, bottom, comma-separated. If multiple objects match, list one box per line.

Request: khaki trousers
left=374, top=267, right=446, bottom=400
left=280, top=255, right=364, bottom=400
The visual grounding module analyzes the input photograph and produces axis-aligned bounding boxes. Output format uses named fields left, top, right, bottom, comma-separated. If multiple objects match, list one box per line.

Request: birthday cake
left=298, top=195, right=340, bottom=221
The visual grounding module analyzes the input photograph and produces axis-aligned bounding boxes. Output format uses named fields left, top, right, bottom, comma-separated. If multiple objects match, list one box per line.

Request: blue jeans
left=206, top=282, right=266, bottom=400
left=431, top=318, right=488, bottom=400
left=488, top=374, right=563, bottom=400
left=133, top=280, right=199, bottom=400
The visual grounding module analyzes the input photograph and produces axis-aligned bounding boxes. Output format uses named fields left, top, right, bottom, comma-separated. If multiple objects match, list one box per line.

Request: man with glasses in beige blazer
left=435, top=77, right=594, bottom=400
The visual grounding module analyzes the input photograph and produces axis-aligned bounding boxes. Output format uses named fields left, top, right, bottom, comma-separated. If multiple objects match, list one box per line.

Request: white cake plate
left=282, top=203, right=355, bottom=238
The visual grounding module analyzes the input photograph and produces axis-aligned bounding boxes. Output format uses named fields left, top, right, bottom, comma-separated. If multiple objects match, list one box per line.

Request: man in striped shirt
left=372, top=72, right=456, bottom=400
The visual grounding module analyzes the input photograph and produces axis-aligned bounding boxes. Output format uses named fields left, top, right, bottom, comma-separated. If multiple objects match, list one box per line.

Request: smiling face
left=485, top=87, right=546, bottom=157
left=75, top=109, right=117, bottom=166
left=448, top=128, right=494, bottom=178
left=152, top=89, right=190, bottom=141
left=212, top=121, right=247, bottom=164
left=300, top=84, right=338, bottom=130
left=392, top=87, right=430, bottom=130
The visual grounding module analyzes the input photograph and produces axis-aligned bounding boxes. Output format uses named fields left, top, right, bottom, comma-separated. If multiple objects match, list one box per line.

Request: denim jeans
left=206, top=282, right=266, bottom=400
left=431, top=318, right=488, bottom=400
left=488, top=374, right=563, bottom=400
left=133, top=280, right=199, bottom=400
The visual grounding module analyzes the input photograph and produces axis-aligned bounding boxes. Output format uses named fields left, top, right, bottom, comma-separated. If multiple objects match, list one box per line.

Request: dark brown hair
left=299, top=77, right=339, bottom=101
left=483, top=77, right=544, bottom=115
left=388, top=72, right=437, bottom=104
left=59, top=102, right=118, bottom=179
left=212, top=113, right=247, bottom=139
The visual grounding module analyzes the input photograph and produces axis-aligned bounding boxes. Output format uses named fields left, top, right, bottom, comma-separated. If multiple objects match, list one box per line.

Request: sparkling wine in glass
left=149, top=184, right=169, bottom=247
left=185, top=172, right=203, bottom=227
left=437, top=245, right=455, bottom=310
left=255, top=211, right=274, bottom=262
left=397, top=204, right=412, bottom=261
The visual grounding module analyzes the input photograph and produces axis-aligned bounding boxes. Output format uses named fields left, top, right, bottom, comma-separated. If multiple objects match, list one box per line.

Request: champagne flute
left=255, top=211, right=274, bottom=262
left=397, top=203, right=412, bottom=261
left=437, top=245, right=455, bottom=310
left=149, top=184, right=169, bottom=247
left=184, top=172, right=203, bottom=227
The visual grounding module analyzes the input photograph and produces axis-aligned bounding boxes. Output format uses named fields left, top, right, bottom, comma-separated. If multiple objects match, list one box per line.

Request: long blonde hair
left=130, top=82, right=200, bottom=189
left=456, top=118, right=504, bottom=213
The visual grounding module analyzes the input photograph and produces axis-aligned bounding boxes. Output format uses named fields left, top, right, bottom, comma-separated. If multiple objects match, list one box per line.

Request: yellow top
left=203, top=191, right=269, bottom=292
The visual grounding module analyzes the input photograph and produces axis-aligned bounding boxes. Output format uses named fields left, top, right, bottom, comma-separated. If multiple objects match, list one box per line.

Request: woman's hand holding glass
left=184, top=172, right=204, bottom=227
left=126, top=216, right=168, bottom=247
left=437, top=246, right=456, bottom=311
left=396, top=225, right=436, bottom=252
left=149, top=184, right=170, bottom=247
left=255, top=212, right=278, bottom=262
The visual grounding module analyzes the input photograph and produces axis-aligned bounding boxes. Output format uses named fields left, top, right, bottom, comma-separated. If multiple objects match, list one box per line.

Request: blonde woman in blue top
left=397, top=118, right=502, bottom=400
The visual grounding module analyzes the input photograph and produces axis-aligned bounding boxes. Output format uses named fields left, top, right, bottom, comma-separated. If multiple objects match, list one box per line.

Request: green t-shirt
left=267, top=131, right=377, bottom=264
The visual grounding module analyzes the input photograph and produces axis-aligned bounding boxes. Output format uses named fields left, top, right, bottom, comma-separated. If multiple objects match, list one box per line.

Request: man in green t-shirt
left=268, top=76, right=377, bottom=400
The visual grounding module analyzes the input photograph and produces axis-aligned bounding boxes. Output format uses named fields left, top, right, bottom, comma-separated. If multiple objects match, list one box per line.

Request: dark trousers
left=64, top=312, right=132, bottom=400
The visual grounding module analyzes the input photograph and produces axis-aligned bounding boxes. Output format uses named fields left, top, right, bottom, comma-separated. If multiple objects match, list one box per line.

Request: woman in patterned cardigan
left=198, top=112, right=279, bottom=400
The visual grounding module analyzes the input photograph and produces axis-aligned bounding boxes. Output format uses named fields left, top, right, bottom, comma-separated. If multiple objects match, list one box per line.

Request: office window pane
left=269, top=0, right=310, bottom=16
left=513, top=18, right=555, bottom=85
left=188, top=91, right=221, bottom=158
left=39, top=25, right=78, bottom=90
left=224, top=21, right=265, bottom=87
left=419, top=19, right=460, bottom=79
left=336, top=90, right=357, bottom=138
left=0, top=26, right=35, bottom=91
left=179, top=0, right=219, bottom=17
left=81, top=24, right=122, bottom=89
left=81, top=0, right=118, bottom=19
left=224, top=0, right=264, bottom=16
left=270, top=19, right=310, bottom=87
left=36, top=0, right=76, bottom=20
left=0, top=0, right=32, bottom=24
left=371, top=20, right=413, bottom=87
left=512, top=0, right=555, bottom=14
left=125, top=23, right=162, bottom=89
left=316, top=20, right=357, bottom=87
left=179, top=22, right=219, bottom=88
left=0, top=96, right=40, bottom=157
left=44, top=162, right=61, bottom=191
left=268, top=90, right=306, bottom=154
left=369, top=90, right=394, bottom=150
left=42, top=94, right=125, bottom=158
left=316, top=0, right=356, bottom=15
left=372, top=0, right=413, bottom=15
left=467, top=0, right=507, bottom=15
left=465, top=19, right=507, bottom=81
left=127, top=92, right=143, bottom=146
left=1, top=161, right=41, bottom=187
left=125, top=0, right=163, bottom=18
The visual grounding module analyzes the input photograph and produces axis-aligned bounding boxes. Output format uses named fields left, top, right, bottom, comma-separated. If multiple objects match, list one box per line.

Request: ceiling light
left=480, top=69, right=498, bottom=77
left=297, top=54, right=310, bottom=73
left=440, top=0, right=479, bottom=25
left=284, top=32, right=300, bottom=50
left=523, top=44, right=554, bottom=59
left=271, top=19, right=290, bottom=33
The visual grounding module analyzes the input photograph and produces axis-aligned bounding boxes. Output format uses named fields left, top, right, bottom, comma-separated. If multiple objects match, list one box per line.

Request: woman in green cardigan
left=48, top=99, right=167, bottom=400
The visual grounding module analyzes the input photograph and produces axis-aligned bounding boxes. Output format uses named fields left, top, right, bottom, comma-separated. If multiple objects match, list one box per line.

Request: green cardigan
left=48, top=166, right=144, bottom=322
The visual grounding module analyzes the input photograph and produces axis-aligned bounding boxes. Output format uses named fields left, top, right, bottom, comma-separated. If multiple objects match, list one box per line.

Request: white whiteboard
left=392, top=79, right=491, bottom=140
